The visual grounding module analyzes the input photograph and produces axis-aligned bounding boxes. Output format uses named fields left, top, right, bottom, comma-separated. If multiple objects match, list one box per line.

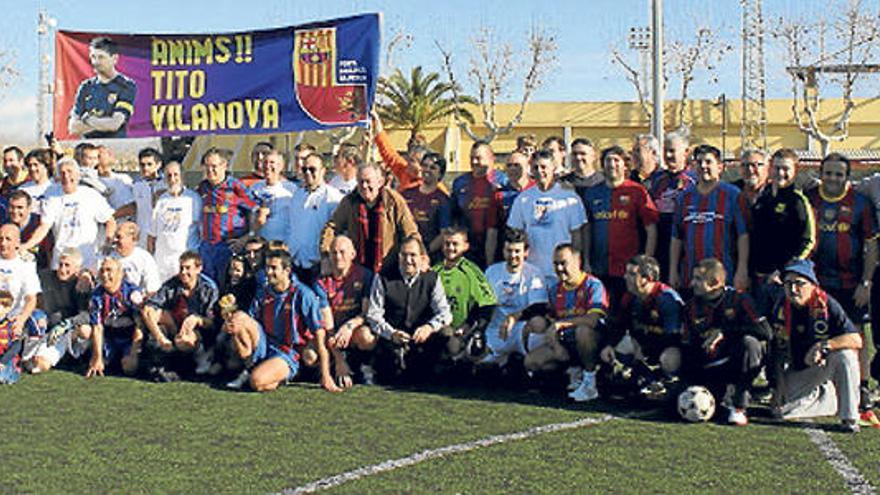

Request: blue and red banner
left=53, top=13, right=380, bottom=140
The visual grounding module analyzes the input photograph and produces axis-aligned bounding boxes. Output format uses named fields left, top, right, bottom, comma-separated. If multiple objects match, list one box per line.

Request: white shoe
left=727, top=408, right=749, bottom=426
left=568, top=370, right=599, bottom=402
left=194, top=345, right=213, bottom=375
left=226, top=370, right=250, bottom=389
left=566, top=366, right=585, bottom=391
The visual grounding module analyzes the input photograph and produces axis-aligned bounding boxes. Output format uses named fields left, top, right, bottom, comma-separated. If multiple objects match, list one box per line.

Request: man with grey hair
left=650, top=131, right=696, bottom=281
left=631, top=134, right=662, bottom=187
left=321, top=161, right=420, bottom=273
left=23, top=158, right=117, bottom=271
left=733, top=149, right=770, bottom=207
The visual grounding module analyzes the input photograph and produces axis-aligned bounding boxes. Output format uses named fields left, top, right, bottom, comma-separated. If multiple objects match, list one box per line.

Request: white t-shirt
left=250, top=179, right=297, bottom=242
left=507, top=183, right=587, bottom=277
left=328, top=175, right=357, bottom=196
left=150, top=188, right=202, bottom=282
left=18, top=180, right=53, bottom=215
left=132, top=177, right=167, bottom=249
left=0, top=256, right=41, bottom=317
left=484, top=261, right=548, bottom=332
left=111, top=247, right=162, bottom=293
left=42, top=187, right=115, bottom=270
left=288, top=183, right=343, bottom=268
left=99, top=172, right=134, bottom=210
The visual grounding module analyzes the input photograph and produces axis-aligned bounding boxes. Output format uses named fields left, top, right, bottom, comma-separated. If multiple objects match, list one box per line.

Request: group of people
left=0, top=113, right=877, bottom=432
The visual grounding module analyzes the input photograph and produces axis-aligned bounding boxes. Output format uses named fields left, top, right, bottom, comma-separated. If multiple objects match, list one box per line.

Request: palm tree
left=377, top=66, right=475, bottom=145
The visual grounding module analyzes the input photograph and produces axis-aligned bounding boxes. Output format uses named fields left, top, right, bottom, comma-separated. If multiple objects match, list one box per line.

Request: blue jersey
left=547, top=272, right=609, bottom=321
left=89, top=280, right=143, bottom=338
left=673, top=183, right=747, bottom=286
left=248, top=280, right=323, bottom=354
left=71, top=74, right=136, bottom=138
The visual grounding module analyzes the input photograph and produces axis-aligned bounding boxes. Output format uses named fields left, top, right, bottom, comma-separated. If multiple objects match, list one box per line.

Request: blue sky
left=0, top=0, right=860, bottom=144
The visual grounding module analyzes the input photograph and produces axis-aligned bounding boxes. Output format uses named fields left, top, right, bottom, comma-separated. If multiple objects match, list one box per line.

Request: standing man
left=328, top=143, right=361, bottom=196
left=770, top=260, right=863, bottom=433
left=670, top=144, right=749, bottom=292
left=149, top=161, right=202, bottom=283
left=67, top=37, right=136, bottom=138
left=733, top=149, right=770, bottom=208
left=321, top=162, right=419, bottom=274
left=750, top=149, right=816, bottom=290
left=581, top=145, right=659, bottom=306
left=96, top=146, right=135, bottom=212
left=196, top=148, right=256, bottom=283
left=8, top=190, right=52, bottom=269
left=807, top=152, right=878, bottom=416
left=250, top=150, right=296, bottom=244
left=542, top=136, right=567, bottom=173
left=23, top=158, right=117, bottom=272
left=401, top=153, right=451, bottom=259
left=630, top=134, right=662, bottom=187
left=451, top=141, right=506, bottom=267
left=649, top=132, right=696, bottom=281
left=240, top=142, right=273, bottom=188
left=560, top=138, right=604, bottom=194
left=131, top=148, right=167, bottom=249
left=1, top=146, right=28, bottom=197
left=288, top=153, right=343, bottom=282
left=507, top=150, right=587, bottom=279
left=372, top=111, right=433, bottom=192
left=0, top=225, right=41, bottom=338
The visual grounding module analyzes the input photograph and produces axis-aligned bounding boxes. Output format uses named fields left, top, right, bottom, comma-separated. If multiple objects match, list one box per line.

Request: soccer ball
left=677, top=386, right=716, bottom=423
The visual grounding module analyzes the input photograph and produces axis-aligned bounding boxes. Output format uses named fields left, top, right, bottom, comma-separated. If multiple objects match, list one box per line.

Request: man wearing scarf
left=322, top=162, right=419, bottom=274
left=770, top=259, right=862, bottom=433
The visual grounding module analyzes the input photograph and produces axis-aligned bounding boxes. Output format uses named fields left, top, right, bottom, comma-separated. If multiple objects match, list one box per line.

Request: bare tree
left=611, top=26, right=732, bottom=132
left=384, top=26, right=414, bottom=76
left=771, top=0, right=880, bottom=155
left=0, top=49, right=18, bottom=96
left=437, top=25, right=558, bottom=143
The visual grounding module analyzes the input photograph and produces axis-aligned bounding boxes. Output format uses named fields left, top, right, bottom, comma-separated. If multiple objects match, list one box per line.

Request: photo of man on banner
left=67, top=36, right=137, bottom=139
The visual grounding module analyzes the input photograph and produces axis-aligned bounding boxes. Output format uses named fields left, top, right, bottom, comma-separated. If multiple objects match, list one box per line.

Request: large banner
left=53, top=13, right=380, bottom=140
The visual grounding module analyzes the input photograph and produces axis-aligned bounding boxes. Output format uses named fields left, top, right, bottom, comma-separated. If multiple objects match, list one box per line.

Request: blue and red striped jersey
left=807, top=186, right=879, bottom=290
left=673, top=183, right=747, bottom=286
left=248, top=280, right=323, bottom=354
left=197, top=176, right=256, bottom=244
left=582, top=180, right=659, bottom=277
left=451, top=170, right=506, bottom=239
left=548, top=272, right=609, bottom=320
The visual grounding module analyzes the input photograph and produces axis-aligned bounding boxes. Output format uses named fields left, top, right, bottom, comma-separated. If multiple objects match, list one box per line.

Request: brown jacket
left=321, top=187, right=420, bottom=269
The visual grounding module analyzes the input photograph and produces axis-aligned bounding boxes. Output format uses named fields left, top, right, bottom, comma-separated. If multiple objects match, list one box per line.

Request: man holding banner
left=67, top=37, right=136, bottom=139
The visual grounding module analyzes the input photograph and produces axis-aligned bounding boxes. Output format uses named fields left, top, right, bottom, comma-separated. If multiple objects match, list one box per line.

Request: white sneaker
left=226, top=370, right=250, bottom=389
left=360, top=364, right=376, bottom=385
left=194, top=345, right=213, bottom=375
left=728, top=408, right=749, bottom=426
left=566, top=366, right=585, bottom=391
left=568, top=370, right=599, bottom=402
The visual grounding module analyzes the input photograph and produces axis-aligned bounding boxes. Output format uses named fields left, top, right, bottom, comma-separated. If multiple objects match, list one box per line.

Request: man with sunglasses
left=806, top=153, right=879, bottom=424
left=288, top=154, right=343, bottom=283
left=769, top=259, right=862, bottom=433
left=732, top=149, right=770, bottom=208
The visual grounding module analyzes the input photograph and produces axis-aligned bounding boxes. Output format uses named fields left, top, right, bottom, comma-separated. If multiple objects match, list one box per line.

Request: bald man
left=314, top=235, right=376, bottom=388
left=110, top=221, right=161, bottom=295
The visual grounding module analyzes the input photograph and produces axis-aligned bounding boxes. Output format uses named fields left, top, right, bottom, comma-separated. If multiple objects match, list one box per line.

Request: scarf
left=357, top=193, right=385, bottom=273
left=782, top=288, right=829, bottom=340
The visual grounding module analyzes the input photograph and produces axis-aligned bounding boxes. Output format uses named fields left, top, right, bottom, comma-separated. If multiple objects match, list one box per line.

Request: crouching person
left=315, top=235, right=377, bottom=389
left=770, top=260, right=864, bottom=433
left=599, top=255, right=684, bottom=399
left=83, top=258, right=144, bottom=378
left=140, top=251, right=219, bottom=381
left=684, top=258, right=770, bottom=425
left=366, top=236, right=453, bottom=383
left=523, top=244, right=608, bottom=402
left=223, top=249, right=323, bottom=392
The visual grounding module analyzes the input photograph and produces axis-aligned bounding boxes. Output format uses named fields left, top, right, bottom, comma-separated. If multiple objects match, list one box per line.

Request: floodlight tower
left=740, top=0, right=768, bottom=151
left=37, top=9, right=56, bottom=143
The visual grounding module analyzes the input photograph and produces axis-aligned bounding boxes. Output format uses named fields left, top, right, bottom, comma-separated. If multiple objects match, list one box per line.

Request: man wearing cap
left=769, top=259, right=863, bottom=432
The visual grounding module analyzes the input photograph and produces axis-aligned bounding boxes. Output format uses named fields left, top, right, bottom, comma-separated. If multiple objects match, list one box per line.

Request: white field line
left=276, top=414, right=616, bottom=495
left=805, top=427, right=876, bottom=495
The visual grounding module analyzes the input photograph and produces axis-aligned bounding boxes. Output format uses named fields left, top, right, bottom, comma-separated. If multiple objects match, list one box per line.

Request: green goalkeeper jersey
left=432, top=257, right=497, bottom=328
